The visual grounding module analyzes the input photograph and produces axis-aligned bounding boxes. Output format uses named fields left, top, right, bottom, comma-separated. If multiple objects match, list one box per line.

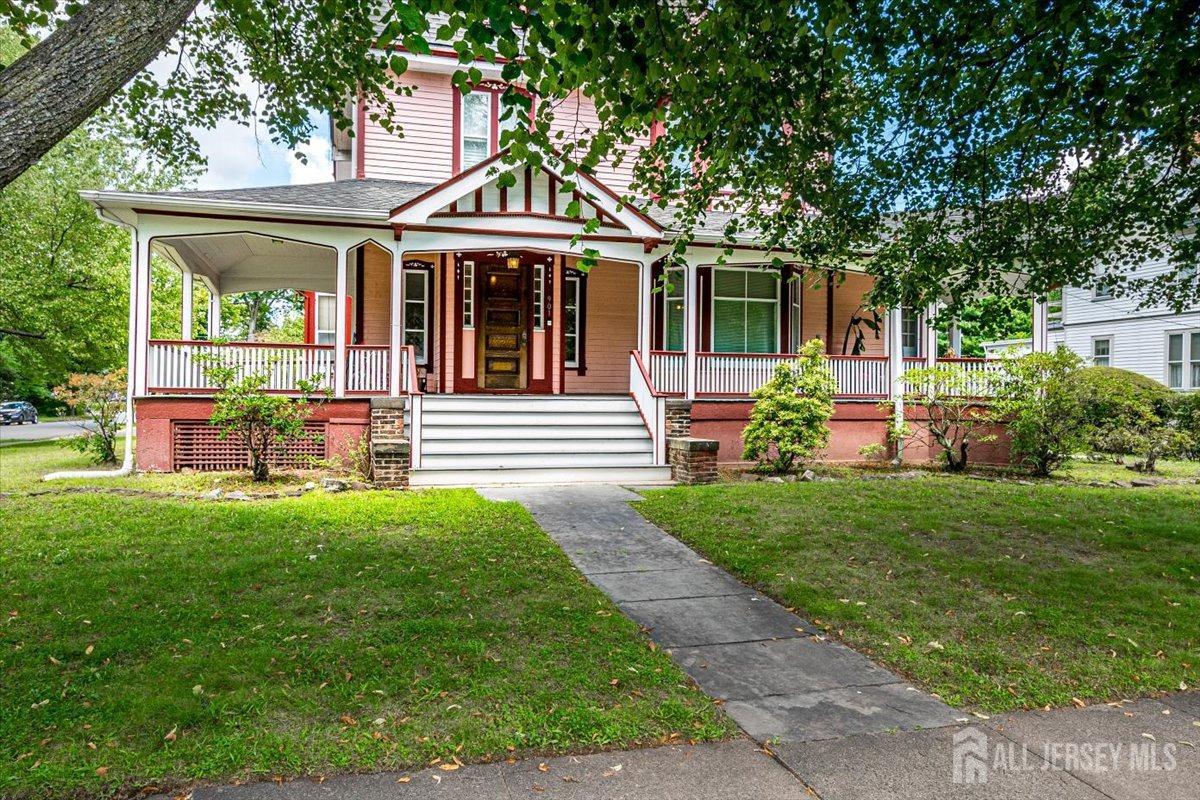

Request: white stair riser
left=421, top=411, right=643, bottom=427
left=408, top=465, right=673, bottom=488
left=423, top=438, right=653, bottom=455
left=420, top=425, right=652, bottom=441
left=421, top=452, right=656, bottom=469
left=420, top=397, right=636, bottom=413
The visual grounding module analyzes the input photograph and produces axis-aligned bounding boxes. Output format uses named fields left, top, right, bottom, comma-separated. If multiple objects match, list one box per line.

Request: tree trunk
left=0, top=0, right=200, bottom=190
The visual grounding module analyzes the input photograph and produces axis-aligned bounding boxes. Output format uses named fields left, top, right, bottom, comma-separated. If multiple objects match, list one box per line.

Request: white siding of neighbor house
left=1055, top=257, right=1199, bottom=385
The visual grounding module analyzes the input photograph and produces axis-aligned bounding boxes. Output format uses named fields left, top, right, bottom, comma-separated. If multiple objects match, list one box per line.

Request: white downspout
left=44, top=207, right=138, bottom=480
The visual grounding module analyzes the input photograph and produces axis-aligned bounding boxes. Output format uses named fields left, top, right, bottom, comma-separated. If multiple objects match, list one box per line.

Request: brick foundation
left=664, top=398, right=693, bottom=439
left=369, top=397, right=411, bottom=488
left=668, top=437, right=719, bottom=484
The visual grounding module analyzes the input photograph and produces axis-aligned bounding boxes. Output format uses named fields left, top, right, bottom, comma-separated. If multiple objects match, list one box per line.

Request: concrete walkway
left=481, top=484, right=961, bottom=743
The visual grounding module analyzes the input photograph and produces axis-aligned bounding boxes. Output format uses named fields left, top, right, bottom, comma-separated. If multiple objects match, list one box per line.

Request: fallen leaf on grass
left=164, top=727, right=177, bottom=742
left=95, top=767, right=108, bottom=777
left=1071, top=698, right=1086, bottom=708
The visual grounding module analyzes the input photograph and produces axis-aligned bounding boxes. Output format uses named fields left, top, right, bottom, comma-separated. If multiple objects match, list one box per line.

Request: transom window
left=404, top=270, right=429, bottom=364
left=1166, top=330, right=1200, bottom=390
left=1091, top=337, right=1111, bottom=367
left=711, top=268, right=778, bottom=353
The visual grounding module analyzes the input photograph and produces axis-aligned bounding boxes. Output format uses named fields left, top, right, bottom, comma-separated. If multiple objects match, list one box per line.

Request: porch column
left=886, top=306, right=905, bottom=460
left=333, top=245, right=349, bottom=398
left=180, top=269, right=194, bottom=340
left=923, top=302, right=939, bottom=368
left=130, top=232, right=153, bottom=396
left=684, top=261, right=699, bottom=400
left=207, top=290, right=221, bottom=339
left=948, top=322, right=962, bottom=357
left=637, top=259, right=652, bottom=360
left=1031, top=296, right=1049, bottom=353
left=389, top=245, right=405, bottom=395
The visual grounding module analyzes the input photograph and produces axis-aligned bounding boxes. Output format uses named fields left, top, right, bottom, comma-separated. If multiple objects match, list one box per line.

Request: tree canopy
left=2, top=0, right=1198, bottom=318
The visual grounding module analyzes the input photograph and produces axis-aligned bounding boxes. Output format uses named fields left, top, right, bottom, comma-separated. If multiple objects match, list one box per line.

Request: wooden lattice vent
left=171, top=420, right=328, bottom=471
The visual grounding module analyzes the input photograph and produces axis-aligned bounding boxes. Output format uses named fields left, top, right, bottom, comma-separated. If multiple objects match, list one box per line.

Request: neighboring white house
left=986, top=259, right=1199, bottom=390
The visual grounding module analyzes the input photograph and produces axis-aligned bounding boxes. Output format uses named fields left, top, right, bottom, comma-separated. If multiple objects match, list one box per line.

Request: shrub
left=1075, top=367, right=1173, bottom=461
left=1173, top=392, right=1200, bottom=460
left=200, top=355, right=328, bottom=482
left=896, top=364, right=997, bottom=472
left=52, top=369, right=126, bottom=464
left=742, top=339, right=837, bottom=473
left=988, top=347, right=1087, bottom=477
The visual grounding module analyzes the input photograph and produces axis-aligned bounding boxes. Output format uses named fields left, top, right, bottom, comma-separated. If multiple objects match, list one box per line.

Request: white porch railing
left=648, top=351, right=686, bottom=395
left=147, top=340, right=335, bottom=393
left=629, top=350, right=667, bottom=464
left=936, top=357, right=1005, bottom=396
left=346, top=345, right=390, bottom=394
left=826, top=356, right=891, bottom=398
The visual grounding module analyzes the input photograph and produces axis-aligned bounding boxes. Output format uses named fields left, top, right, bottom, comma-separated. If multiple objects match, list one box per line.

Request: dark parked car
left=0, top=401, right=38, bottom=425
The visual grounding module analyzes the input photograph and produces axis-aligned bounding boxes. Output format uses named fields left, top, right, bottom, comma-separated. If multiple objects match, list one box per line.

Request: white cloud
left=287, top=134, right=334, bottom=185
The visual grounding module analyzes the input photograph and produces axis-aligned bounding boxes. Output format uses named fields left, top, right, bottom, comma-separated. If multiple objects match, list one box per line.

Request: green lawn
left=0, top=444, right=732, bottom=799
left=1055, top=456, right=1200, bottom=484
left=636, top=476, right=1200, bottom=712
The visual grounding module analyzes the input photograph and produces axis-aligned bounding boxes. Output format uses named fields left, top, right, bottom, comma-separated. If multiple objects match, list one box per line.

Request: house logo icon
left=952, top=726, right=989, bottom=784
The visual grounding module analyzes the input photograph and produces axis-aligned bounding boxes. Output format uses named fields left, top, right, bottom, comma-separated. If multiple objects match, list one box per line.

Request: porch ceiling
left=156, top=233, right=339, bottom=295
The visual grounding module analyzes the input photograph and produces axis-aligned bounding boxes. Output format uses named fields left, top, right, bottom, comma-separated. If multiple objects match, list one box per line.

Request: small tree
left=742, top=339, right=837, bottom=473
left=988, top=347, right=1087, bottom=477
left=53, top=369, right=126, bottom=464
left=896, top=364, right=996, bottom=472
left=200, top=355, right=327, bottom=482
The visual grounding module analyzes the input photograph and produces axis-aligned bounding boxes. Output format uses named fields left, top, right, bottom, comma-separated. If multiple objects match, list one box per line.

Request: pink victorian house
left=83, top=41, right=1042, bottom=486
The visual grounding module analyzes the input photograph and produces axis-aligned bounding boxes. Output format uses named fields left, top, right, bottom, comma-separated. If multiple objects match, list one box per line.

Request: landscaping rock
left=301, top=481, right=317, bottom=492
left=740, top=473, right=760, bottom=482
left=799, top=469, right=816, bottom=482
left=783, top=474, right=798, bottom=482
left=201, top=489, right=222, bottom=500
left=763, top=476, right=785, bottom=483
left=225, top=490, right=250, bottom=501
left=321, top=478, right=348, bottom=493
left=1130, top=479, right=1157, bottom=487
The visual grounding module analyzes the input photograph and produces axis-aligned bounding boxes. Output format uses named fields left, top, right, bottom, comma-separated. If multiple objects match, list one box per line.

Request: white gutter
left=44, top=207, right=139, bottom=481
left=77, top=190, right=394, bottom=225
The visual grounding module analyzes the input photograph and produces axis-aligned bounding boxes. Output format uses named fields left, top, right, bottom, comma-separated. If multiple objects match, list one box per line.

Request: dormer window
left=455, top=84, right=524, bottom=172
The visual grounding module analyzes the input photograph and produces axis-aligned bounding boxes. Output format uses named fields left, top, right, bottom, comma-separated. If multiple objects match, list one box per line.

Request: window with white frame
left=900, top=306, right=920, bottom=357
left=663, top=267, right=685, bottom=351
left=462, top=261, right=475, bottom=328
left=1091, top=337, right=1111, bottom=367
left=404, top=270, right=429, bottom=364
left=1092, top=279, right=1115, bottom=300
left=1167, top=330, right=1200, bottom=390
left=712, top=268, right=778, bottom=353
left=533, top=263, right=545, bottom=330
left=460, top=89, right=521, bottom=170
left=315, top=293, right=336, bottom=345
left=564, top=274, right=582, bottom=367
left=789, top=278, right=801, bottom=352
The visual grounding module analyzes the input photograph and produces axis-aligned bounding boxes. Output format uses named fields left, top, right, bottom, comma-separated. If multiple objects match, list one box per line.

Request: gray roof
left=644, top=204, right=754, bottom=239
left=161, top=179, right=436, bottom=213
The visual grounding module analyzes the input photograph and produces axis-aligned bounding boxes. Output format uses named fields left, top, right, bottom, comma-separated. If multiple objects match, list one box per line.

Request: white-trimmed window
left=1091, top=337, right=1112, bottom=367
left=533, top=263, right=545, bottom=330
left=461, top=92, right=491, bottom=169
left=564, top=274, right=582, bottom=367
left=315, top=293, right=336, bottom=345
left=789, top=278, right=801, bottom=352
left=663, top=267, right=685, bottom=351
left=1093, top=279, right=1115, bottom=301
left=404, top=270, right=429, bottom=364
left=1167, top=330, right=1200, bottom=390
left=462, top=261, right=475, bottom=328
left=900, top=306, right=920, bottom=357
left=711, top=268, right=778, bottom=353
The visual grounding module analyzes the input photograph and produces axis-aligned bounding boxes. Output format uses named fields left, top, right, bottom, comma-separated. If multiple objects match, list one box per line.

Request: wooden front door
left=478, top=262, right=527, bottom=390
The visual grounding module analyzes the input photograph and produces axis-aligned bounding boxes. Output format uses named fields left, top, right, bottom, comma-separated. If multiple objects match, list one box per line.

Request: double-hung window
left=900, top=306, right=921, bottom=357
left=460, top=88, right=522, bottom=170
left=314, top=293, right=336, bottom=345
left=564, top=273, right=584, bottom=369
left=1091, top=337, right=1112, bottom=367
left=712, top=268, right=778, bottom=353
left=404, top=270, right=429, bottom=364
left=663, top=267, right=685, bottom=351
left=789, top=277, right=802, bottom=352
left=1167, top=330, right=1200, bottom=390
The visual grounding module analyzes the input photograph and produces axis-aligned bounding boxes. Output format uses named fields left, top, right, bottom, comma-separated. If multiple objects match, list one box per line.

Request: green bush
left=742, top=338, right=837, bottom=473
left=989, top=347, right=1088, bottom=477
left=1174, top=392, right=1200, bottom=460
left=1075, top=367, right=1174, bottom=461
left=897, top=363, right=997, bottom=472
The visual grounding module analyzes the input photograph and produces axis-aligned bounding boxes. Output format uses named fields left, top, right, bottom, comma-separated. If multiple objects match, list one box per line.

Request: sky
left=190, top=110, right=334, bottom=190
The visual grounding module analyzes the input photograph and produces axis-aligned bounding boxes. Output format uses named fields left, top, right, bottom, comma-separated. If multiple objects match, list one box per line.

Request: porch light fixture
left=505, top=254, right=521, bottom=270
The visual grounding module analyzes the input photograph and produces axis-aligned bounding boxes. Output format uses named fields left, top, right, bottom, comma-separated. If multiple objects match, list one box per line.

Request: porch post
left=180, top=269, right=194, bottom=340
left=887, top=305, right=905, bottom=460
left=637, top=259, right=652, bottom=360
left=949, top=322, right=962, bottom=357
left=130, top=232, right=153, bottom=396
left=924, top=302, right=939, bottom=367
left=1031, top=296, right=1049, bottom=353
left=333, top=245, right=349, bottom=398
left=389, top=244, right=405, bottom=395
left=684, top=260, right=699, bottom=400
left=207, top=290, right=221, bottom=339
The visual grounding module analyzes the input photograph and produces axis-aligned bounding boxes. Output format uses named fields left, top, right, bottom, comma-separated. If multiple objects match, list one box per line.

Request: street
left=1, top=418, right=93, bottom=443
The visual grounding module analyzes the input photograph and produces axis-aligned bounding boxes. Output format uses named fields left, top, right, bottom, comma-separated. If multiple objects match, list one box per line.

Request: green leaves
left=742, top=339, right=837, bottom=473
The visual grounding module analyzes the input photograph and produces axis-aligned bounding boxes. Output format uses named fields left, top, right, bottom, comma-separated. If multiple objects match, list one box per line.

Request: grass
left=1055, top=456, right=1200, bottom=484
left=636, top=475, right=1200, bottom=713
left=0, top=444, right=732, bottom=799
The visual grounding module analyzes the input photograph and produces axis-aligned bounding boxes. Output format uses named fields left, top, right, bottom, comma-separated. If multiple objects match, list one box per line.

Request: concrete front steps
left=407, top=395, right=672, bottom=488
